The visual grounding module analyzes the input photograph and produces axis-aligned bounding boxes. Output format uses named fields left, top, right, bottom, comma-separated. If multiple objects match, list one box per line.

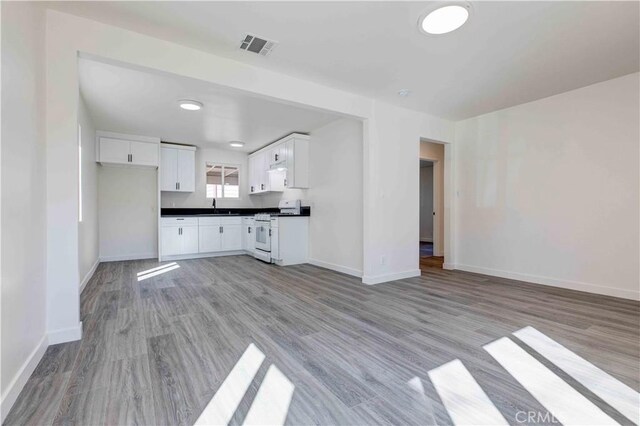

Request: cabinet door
left=221, top=224, right=242, bottom=251
left=161, top=147, right=178, bottom=191
left=260, top=152, right=270, bottom=192
left=198, top=225, right=221, bottom=253
left=177, top=149, right=195, bottom=192
left=130, top=141, right=158, bottom=166
left=161, top=226, right=182, bottom=256
left=248, top=156, right=257, bottom=194
left=181, top=225, right=199, bottom=254
left=100, top=138, right=130, bottom=164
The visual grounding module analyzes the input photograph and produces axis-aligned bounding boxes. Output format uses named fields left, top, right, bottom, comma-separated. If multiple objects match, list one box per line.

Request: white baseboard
left=48, top=323, right=82, bottom=345
left=79, top=258, right=99, bottom=294
left=100, top=253, right=157, bottom=262
left=0, top=334, right=48, bottom=423
left=308, top=258, right=363, bottom=278
left=161, top=250, right=246, bottom=262
left=442, top=262, right=456, bottom=270
left=362, top=269, right=421, bottom=285
left=453, top=263, right=640, bottom=301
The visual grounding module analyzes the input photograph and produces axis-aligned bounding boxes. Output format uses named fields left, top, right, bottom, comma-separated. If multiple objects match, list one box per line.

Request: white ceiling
left=52, top=1, right=639, bottom=120
left=79, top=58, right=340, bottom=152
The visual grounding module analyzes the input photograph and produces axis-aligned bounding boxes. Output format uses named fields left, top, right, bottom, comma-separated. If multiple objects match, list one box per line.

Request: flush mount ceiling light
left=419, top=3, right=471, bottom=35
left=178, top=100, right=203, bottom=111
left=229, top=141, right=245, bottom=148
left=398, top=89, right=411, bottom=97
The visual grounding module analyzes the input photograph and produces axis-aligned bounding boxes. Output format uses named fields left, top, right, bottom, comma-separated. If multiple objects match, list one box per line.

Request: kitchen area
left=82, top=56, right=363, bottom=280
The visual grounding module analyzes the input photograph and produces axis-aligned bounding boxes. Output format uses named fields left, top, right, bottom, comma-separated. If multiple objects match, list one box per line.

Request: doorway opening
left=420, top=141, right=445, bottom=271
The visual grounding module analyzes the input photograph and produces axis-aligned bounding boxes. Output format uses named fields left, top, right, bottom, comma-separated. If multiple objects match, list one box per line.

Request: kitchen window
left=206, top=163, right=240, bottom=199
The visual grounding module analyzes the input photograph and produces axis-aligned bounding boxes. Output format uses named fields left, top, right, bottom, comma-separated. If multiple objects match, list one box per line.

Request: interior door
left=100, top=138, right=130, bottom=164
left=198, top=225, right=221, bottom=253
left=160, top=147, right=178, bottom=191
left=221, top=225, right=242, bottom=251
left=181, top=225, right=199, bottom=254
left=130, top=141, right=158, bottom=166
left=177, top=149, right=195, bottom=192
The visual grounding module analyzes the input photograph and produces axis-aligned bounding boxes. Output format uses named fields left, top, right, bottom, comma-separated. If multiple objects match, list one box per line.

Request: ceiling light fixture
left=178, top=100, right=203, bottom=111
left=229, top=141, right=245, bottom=148
left=398, top=89, right=411, bottom=97
left=419, top=3, right=471, bottom=35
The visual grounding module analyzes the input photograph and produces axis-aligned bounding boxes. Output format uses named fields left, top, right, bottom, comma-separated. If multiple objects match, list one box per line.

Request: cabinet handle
left=248, top=227, right=251, bottom=234
left=268, top=229, right=272, bottom=237
left=284, top=178, right=287, bottom=187
left=275, top=153, right=279, bottom=161
left=219, top=226, right=223, bottom=234
left=175, top=182, right=178, bottom=190
left=261, top=184, right=265, bottom=190
left=130, top=154, right=133, bottom=163
left=250, top=186, right=254, bottom=192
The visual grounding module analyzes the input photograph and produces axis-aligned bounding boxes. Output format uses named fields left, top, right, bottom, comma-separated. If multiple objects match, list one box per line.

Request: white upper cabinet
left=160, top=143, right=196, bottom=192
left=248, top=133, right=309, bottom=194
left=284, top=136, right=309, bottom=189
left=177, top=149, right=196, bottom=192
left=97, top=132, right=160, bottom=167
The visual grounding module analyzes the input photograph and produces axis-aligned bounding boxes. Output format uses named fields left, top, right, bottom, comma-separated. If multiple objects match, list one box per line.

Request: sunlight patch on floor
left=428, top=359, right=508, bottom=426
left=513, top=326, right=640, bottom=425
left=484, top=337, right=618, bottom=426
left=137, top=262, right=180, bottom=281
left=195, top=343, right=295, bottom=426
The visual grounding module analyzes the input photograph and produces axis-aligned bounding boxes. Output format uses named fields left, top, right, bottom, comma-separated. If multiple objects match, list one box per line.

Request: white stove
left=253, top=200, right=302, bottom=263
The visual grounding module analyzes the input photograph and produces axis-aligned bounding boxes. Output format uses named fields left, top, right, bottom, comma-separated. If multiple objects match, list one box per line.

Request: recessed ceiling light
left=419, top=3, right=470, bottom=35
left=178, top=100, right=203, bottom=111
left=229, top=141, right=245, bottom=148
left=398, top=89, right=411, bottom=97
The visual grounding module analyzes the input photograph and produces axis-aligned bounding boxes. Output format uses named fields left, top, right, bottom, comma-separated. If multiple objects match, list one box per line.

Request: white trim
left=79, top=258, right=99, bottom=294
left=362, top=269, right=421, bottom=285
left=48, top=323, right=82, bottom=345
left=308, top=259, right=363, bottom=278
left=443, top=262, right=456, bottom=270
left=453, top=263, right=640, bottom=301
left=0, top=334, right=48, bottom=423
left=99, top=253, right=157, bottom=262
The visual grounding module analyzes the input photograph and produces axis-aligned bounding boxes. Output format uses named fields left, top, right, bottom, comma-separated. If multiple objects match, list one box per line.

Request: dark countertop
left=161, top=206, right=310, bottom=217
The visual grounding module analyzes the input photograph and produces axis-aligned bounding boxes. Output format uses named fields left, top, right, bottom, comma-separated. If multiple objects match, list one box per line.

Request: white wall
left=78, top=95, right=99, bottom=287
left=161, top=146, right=257, bottom=209
left=0, top=2, right=48, bottom=420
left=98, top=166, right=158, bottom=261
left=307, top=119, right=363, bottom=275
left=454, top=73, right=640, bottom=300
left=420, top=165, right=434, bottom=242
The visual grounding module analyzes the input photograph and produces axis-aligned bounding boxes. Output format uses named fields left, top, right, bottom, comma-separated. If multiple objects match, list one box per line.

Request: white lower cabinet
left=221, top=225, right=242, bottom=251
left=242, top=218, right=256, bottom=253
left=161, top=218, right=199, bottom=256
left=162, top=216, right=255, bottom=258
left=197, top=217, right=243, bottom=253
left=198, top=225, right=222, bottom=253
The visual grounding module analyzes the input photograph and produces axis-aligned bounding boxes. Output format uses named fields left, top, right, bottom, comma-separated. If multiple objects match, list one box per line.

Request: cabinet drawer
left=220, top=217, right=242, bottom=225
left=161, top=217, right=198, bottom=227
left=242, top=217, right=255, bottom=225
left=198, top=217, right=221, bottom=226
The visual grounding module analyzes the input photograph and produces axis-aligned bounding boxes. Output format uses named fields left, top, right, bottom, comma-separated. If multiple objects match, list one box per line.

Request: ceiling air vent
left=239, top=34, right=277, bottom=56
